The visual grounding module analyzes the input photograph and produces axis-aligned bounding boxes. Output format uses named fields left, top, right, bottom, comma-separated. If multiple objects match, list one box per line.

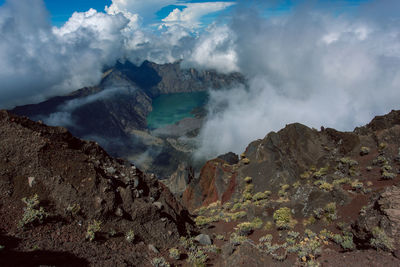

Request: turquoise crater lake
left=147, top=91, right=208, bottom=130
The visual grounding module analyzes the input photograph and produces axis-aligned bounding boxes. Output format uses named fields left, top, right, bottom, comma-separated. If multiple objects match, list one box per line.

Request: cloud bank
left=0, top=0, right=234, bottom=108
left=194, top=0, right=400, bottom=159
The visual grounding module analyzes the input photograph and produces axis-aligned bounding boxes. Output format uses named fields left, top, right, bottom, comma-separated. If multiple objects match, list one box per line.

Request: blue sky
left=44, top=0, right=112, bottom=26
left=0, top=0, right=370, bottom=27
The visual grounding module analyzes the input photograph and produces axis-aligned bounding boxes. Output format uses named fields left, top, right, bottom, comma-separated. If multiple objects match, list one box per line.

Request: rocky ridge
left=0, top=110, right=195, bottom=266
left=181, top=110, right=400, bottom=266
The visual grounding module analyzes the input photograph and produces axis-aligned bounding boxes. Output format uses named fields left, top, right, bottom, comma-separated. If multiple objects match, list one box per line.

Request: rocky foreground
left=0, top=110, right=195, bottom=266
left=1, top=109, right=400, bottom=266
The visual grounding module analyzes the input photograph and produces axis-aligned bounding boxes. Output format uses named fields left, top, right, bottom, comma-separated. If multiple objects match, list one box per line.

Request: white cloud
left=0, top=0, right=131, bottom=108
left=162, top=2, right=235, bottom=29
left=183, top=24, right=239, bottom=73
left=194, top=2, right=400, bottom=160
left=106, top=0, right=177, bottom=22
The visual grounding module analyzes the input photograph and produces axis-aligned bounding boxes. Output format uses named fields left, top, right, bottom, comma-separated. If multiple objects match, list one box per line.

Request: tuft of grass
left=264, top=221, right=273, bottom=231
left=273, top=207, right=297, bottom=230
left=382, top=171, right=396, bottom=180
left=319, top=182, right=333, bottom=192
left=152, top=257, right=170, bottom=267
left=351, top=180, right=364, bottom=191
left=244, top=176, right=252, bottom=183
left=278, top=184, right=290, bottom=197
left=252, top=191, right=270, bottom=201
left=169, top=248, right=180, bottom=260
left=300, top=171, right=312, bottom=179
left=314, top=166, right=329, bottom=179
left=230, top=233, right=248, bottom=246
left=125, top=229, right=135, bottom=243
left=340, top=157, right=358, bottom=167
left=19, top=194, right=48, bottom=228
left=324, top=202, right=337, bottom=222
left=251, top=217, right=263, bottom=229
left=303, top=216, right=316, bottom=226
left=332, top=177, right=351, bottom=186
left=242, top=158, right=250, bottom=165
left=86, top=220, right=101, bottom=242
left=236, top=222, right=254, bottom=236
left=360, top=146, right=370, bottom=156
left=370, top=227, right=394, bottom=251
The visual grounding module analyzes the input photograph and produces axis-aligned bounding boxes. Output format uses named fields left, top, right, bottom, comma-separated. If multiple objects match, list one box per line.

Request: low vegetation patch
left=19, top=194, right=48, bottom=228
left=273, top=207, right=297, bottom=230
left=370, top=227, right=394, bottom=252
left=86, top=220, right=102, bottom=242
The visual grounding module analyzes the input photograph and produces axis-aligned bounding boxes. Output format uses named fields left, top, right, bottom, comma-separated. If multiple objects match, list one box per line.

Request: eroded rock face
left=353, top=185, right=400, bottom=253
left=183, top=159, right=237, bottom=211
left=0, top=110, right=195, bottom=249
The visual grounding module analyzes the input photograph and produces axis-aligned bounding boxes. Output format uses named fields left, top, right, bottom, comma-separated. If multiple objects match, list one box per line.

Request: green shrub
left=169, top=248, right=180, bottom=260
left=278, top=184, right=290, bottom=197
left=324, top=202, right=337, bottom=221
left=273, top=207, right=297, bottom=230
left=300, top=171, right=311, bottom=179
left=252, top=192, right=269, bottom=201
left=180, top=236, right=195, bottom=250
left=242, top=158, right=250, bottom=164
left=303, top=216, right=316, bottom=226
left=215, top=234, right=225, bottom=240
left=288, top=231, right=300, bottom=239
left=379, top=142, right=387, bottom=150
left=230, top=233, right=248, bottom=246
left=231, top=202, right=242, bottom=211
left=292, top=181, right=301, bottom=188
left=125, top=230, right=135, bottom=243
left=370, top=227, right=394, bottom=251
left=351, top=180, right=364, bottom=191
left=66, top=203, right=81, bottom=216
left=340, top=234, right=354, bottom=250
left=382, top=171, right=396, bottom=180
left=237, top=222, right=254, bottom=236
left=313, top=208, right=324, bottom=220
left=251, top=217, right=263, bottom=229
left=195, top=215, right=220, bottom=226
left=297, top=237, right=322, bottom=263
left=332, top=177, right=351, bottom=186
left=264, top=221, right=273, bottom=231
left=340, top=158, right=358, bottom=166
left=244, top=176, right=252, bottom=183
left=259, top=234, right=273, bottom=243
left=319, top=182, right=333, bottom=192
left=360, top=147, right=370, bottom=156
left=19, top=194, right=48, bottom=228
left=152, top=257, right=170, bottom=267
left=314, top=166, right=329, bottom=179
left=187, top=248, right=208, bottom=267
left=86, top=220, right=101, bottom=242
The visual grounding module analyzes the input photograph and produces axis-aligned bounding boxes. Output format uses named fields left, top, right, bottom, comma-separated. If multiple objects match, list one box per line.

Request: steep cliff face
left=145, top=60, right=245, bottom=96
left=0, top=110, right=195, bottom=266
